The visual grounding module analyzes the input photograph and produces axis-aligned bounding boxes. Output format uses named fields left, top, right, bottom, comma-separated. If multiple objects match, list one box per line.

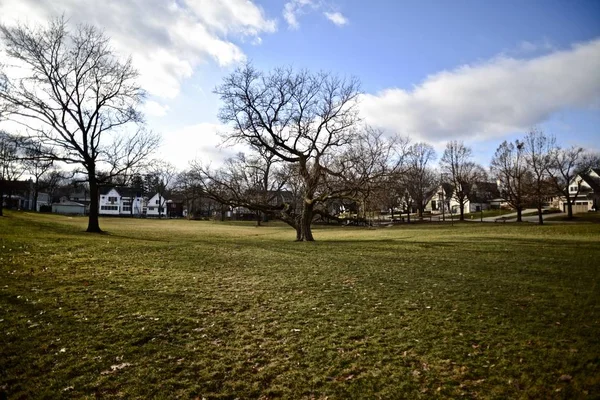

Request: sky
left=0, top=0, right=599, bottom=169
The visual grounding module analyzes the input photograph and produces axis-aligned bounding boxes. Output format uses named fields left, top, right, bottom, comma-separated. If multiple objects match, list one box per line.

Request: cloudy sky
left=1, top=0, right=599, bottom=168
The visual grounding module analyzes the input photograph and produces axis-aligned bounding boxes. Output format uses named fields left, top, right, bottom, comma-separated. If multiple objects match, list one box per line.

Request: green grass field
left=1, top=211, right=599, bottom=399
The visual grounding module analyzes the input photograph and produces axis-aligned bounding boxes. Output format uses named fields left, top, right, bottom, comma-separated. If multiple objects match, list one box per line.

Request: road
left=467, top=209, right=569, bottom=223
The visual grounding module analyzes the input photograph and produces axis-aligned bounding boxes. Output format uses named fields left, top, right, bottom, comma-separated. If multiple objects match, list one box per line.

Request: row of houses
left=422, top=167, right=600, bottom=215
left=52, top=187, right=181, bottom=217
left=3, top=168, right=599, bottom=218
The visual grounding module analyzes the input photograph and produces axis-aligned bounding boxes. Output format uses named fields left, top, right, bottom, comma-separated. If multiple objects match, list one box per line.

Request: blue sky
left=1, top=0, right=599, bottom=168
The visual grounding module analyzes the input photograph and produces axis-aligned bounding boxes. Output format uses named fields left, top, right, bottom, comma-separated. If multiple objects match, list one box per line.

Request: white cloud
left=0, top=0, right=276, bottom=99
left=324, top=11, right=348, bottom=27
left=160, top=122, right=249, bottom=170
left=142, top=101, right=170, bottom=118
left=283, top=1, right=348, bottom=29
left=283, top=0, right=317, bottom=29
left=360, top=39, right=600, bottom=144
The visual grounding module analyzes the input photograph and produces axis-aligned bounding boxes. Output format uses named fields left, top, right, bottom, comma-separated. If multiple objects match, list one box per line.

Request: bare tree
left=0, top=131, right=25, bottom=216
left=192, top=151, right=296, bottom=229
left=490, top=140, right=530, bottom=222
left=0, top=18, right=159, bottom=232
left=214, top=64, right=363, bottom=241
left=547, top=145, right=595, bottom=219
left=523, top=129, right=555, bottom=224
left=404, top=142, right=438, bottom=219
left=20, top=139, right=54, bottom=211
left=146, top=161, right=177, bottom=218
left=440, top=141, right=486, bottom=221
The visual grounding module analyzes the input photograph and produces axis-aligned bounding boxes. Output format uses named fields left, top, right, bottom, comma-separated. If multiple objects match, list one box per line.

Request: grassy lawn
left=1, top=211, right=599, bottom=399
left=546, top=212, right=600, bottom=223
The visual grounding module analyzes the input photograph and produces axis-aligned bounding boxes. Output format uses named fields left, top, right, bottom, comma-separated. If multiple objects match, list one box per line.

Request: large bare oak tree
left=214, top=64, right=363, bottom=241
left=0, top=18, right=158, bottom=232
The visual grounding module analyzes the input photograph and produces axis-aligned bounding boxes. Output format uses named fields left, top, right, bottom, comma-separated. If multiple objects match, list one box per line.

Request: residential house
left=1, top=179, right=51, bottom=211
left=558, top=168, right=600, bottom=213
left=425, top=181, right=501, bottom=215
left=424, top=183, right=453, bottom=214
left=146, top=193, right=168, bottom=217
left=98, top=187, right=122, bottom=216
left=465, top=181, right=502, bottom=213
left=118, top=187, right=145, bottom=216
left=98, top=186, right=148, bottom=216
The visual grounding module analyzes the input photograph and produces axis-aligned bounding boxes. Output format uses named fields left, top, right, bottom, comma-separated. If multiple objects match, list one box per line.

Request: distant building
left=1, top=179, right=51, bottom=211
left=557, top=168, right=600, bottom=213
left=52, top=198, right=86, bottom=214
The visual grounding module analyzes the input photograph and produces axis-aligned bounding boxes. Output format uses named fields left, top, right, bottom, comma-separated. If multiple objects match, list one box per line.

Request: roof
left=0, top=179, right=32, bottom=192
left=116, top=187, right=143, bottom=198
left=52, top=200, right=85, bottom=207
left=99, top=186, right=118, bottom=196
left=468, top=181, right=500, bottom=203
left=580, top=172, right=600, bottom=192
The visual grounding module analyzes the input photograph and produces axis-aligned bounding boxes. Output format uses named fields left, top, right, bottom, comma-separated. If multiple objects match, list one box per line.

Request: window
left=155, top=199, right=159, bottom=205
left=570, top=186, right=578, bottom=192
left=149, top=207, right=155, bottom=211
left=123, top=206, right=131, bottom=212
left=431, top=200, right=437, bottom=211
left=108, top=196, right=117, bottom=202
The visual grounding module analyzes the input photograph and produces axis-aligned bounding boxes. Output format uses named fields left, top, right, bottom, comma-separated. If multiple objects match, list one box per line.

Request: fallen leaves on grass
left=100, top=363, right=133, bottom=375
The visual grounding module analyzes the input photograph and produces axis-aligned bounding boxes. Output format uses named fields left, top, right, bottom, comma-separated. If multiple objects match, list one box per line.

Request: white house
left=97, top=187, right=168, bottom=217
left=99, top=188, right=121, bottom=215
left=146, top=193, right=168, bottom=217
left=558, top=168, right=600, bottom=213
left=425, top=182, right=501, bottom=215
left=118, top=188, right=146, bottom=216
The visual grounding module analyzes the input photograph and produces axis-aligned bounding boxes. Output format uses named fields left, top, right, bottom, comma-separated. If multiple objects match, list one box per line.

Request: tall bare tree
left=0, top=131, right=25, bottom=216
left=523, top=129, right=555, bottom=224
left=404, top=142, right=438, bottom=219
left=439, top=141, right=486, bottom=221
left=214, top=64, right=363, bottom=241
left=0, top=18, right=159, bottom=232
left=490, top=140, right=531, bottom=222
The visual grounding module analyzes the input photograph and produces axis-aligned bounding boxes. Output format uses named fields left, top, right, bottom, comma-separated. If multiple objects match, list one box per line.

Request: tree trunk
left=516, top=207, right=522, bottom=222
left=158, top=193, right=162, bottom=219
left=459, top=203, right=465, bottom=221
left=537, top=204, right=544, bottom=225
left=87, top=174, right=102, bottom=233
left=299, top=200, right=315, bottom=241
left=0, top=183, right=4, bottom=216
left=255, top=211, right=262, bottom=227
left=567, top=200, right=573, bottom=219
left=32, top=179, right=39, bottom=212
